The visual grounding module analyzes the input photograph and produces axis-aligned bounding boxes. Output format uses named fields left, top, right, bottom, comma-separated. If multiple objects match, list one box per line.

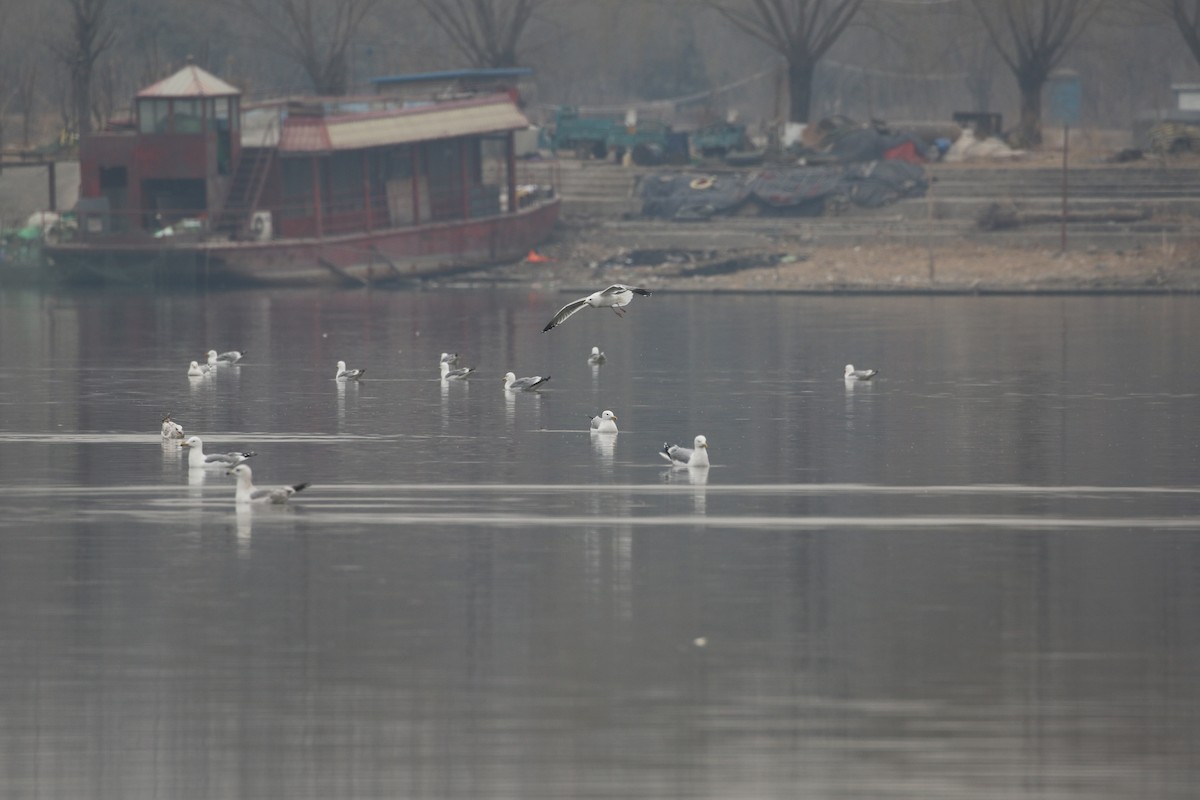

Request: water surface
left=0, top=287, right=1197, bottom=798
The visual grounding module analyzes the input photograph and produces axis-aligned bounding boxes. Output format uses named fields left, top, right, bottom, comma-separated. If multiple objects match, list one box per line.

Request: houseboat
left=44, top=64, right=559, bottom=286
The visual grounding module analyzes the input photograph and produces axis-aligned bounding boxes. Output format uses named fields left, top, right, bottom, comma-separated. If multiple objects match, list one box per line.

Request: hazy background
left=1, top=1, right=1197, bottom=150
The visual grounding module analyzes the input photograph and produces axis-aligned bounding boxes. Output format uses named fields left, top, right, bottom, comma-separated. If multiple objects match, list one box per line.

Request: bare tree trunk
left=709, top=0, right=864, bottom=124
left=970, top=0, right=1101, bottom=148
left=415, top=0, right=545, bottom=69
left=1158, top=0, right=1200, bottom=65
left=52, top=0, right=115, bottom=136
left=19, top=61, right=37, bottom=147
left=1016, top=71, right=1045, bottom=146
left=225, top=0, right=381, bottom=96
left=786, top=58, right=816, bottom=124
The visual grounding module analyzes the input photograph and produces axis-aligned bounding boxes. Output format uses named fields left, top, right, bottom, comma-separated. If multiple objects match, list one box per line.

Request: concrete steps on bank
left=526, top=158, right=1200, bottom=209
left=523, top=158, right=1200, bottom=248
left=583, top=211, right=1189, bottom=252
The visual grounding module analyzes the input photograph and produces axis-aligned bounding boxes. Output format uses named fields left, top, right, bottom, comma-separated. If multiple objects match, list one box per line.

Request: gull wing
left=602, top=284, right=652, bottom=297
left=543, top=297, right=589, bottom=332
left=206, top=451, right=256, bottom=465
left=603, top=284, right=652, bottom=308
left=252, top=482, right=309, bottom=504
left=511, top=375, right=550, bottom=390
left=662, top=443, right=693, bottom=465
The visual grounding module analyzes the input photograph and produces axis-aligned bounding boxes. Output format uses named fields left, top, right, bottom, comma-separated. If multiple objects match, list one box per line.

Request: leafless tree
left=706, top=0, right=865, bottom=123
left=1136, top=0, right=1200, bottom=66
left=414, top=0, right=549, bottom=69
left=48, top=0, right=116, bottom=136
left=15, top=57, right=38, bottom=146
left=228, top=0, right=382, bottom=95
left=969, top=0, right=1104, bottom=146
left=0, top=0, right=11, bottom=153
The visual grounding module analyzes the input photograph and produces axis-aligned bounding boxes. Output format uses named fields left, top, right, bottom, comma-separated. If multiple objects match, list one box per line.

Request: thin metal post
left=1060, top=124, right=1069, bottom=252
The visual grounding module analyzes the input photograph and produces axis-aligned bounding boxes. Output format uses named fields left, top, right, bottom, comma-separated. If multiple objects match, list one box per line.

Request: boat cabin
left=77, top=61, right=241, bottom=234
left=75, top=64, right=537, bottom=243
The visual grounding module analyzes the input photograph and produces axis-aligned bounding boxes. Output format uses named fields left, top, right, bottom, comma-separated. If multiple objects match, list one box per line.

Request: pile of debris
left=638, top=160, right=927, bottom=221
left=636, top=115, right=940, bottom=221
left=793, top=115, right=937, bottom=165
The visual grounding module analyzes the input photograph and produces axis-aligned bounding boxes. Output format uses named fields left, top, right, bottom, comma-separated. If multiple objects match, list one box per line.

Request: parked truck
left=689, top=122, right=752, bottom=158
left=543, top=106, right=674, bottom=163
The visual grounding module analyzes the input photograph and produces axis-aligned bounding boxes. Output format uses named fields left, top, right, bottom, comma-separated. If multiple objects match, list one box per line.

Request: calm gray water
left=0, top=286, right=1198, bottom=799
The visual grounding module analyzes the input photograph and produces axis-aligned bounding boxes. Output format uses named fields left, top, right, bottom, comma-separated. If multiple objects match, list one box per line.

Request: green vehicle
left=545, top=106, right=672, bottom=161
left=690, top=122, right=752, bottom=158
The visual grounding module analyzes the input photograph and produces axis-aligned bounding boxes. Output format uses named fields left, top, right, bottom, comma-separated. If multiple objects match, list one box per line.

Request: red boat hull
left=45, top=198, right=559, bottom=287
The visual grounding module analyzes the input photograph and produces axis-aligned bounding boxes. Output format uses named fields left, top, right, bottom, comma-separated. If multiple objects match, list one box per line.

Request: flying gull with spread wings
left=543, top=284, right=652, bottom=332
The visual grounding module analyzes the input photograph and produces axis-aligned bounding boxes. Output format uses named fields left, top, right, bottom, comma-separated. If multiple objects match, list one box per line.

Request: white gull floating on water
left=161, top=414, right=185, bottom=439
left=503, top=371, right=550, bottom=391
left=589, top=410, right=618, bottom=433
left=226, top=463, right=310, bottom=505
left=844, top=364, right=878, bottom=381
left=335, top=360, right=366, bottom=380
left=180, top=436, right=257, bottom=469
left=543, top=284, right=652, bottom=331
left=661, top=435, right=710, bottom=468
left=440, top=359, right=475, bottom=380
left=588, top=346, right=606, bottom=365
left=207, top=349, right=246, bottom=366
left=188, top=360, right=213, bottom=377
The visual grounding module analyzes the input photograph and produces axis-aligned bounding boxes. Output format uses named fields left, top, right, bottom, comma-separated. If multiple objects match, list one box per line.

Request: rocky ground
left=468, top=144, right=1200, bottom=294
left=473, top=212, right=1200, bottom=294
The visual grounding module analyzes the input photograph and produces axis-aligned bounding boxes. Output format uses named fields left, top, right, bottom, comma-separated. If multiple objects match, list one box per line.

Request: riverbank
left=486, top=152, right=1200, bottom=294
left=470, top=217, right=1200, bottom=294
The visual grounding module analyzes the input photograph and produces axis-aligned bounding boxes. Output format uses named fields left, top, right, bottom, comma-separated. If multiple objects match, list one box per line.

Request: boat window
left=138, top=99, right=171, bottom=134
left=175, top=99, right=203, bottom=133
left=383, top=146, right=412, bottom=180
left=326, top=151, right=363, bottom=217
left=425, top=140, right=464, bottom=221
left=280, top=159, right=314, bottom=220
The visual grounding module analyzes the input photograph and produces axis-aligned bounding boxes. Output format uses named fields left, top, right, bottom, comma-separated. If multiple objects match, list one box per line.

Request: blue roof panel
left=369, top=67, right=533, bottom=86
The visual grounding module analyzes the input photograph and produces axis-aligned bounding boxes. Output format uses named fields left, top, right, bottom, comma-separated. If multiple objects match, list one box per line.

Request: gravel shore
left=472, top=214, right=1200, bottom=295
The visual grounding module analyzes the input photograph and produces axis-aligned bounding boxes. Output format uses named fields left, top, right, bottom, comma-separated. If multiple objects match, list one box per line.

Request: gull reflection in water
left=844, top=373, right=875, bottom=430
left=663, top=464, right=709, bottom=516
left=161, top=439, right=183, bottom=475
left=590, top=430, right=617, bottom=472
left=440, top=376, right=469, bottom=430
left=187, top=373, right=214, bottom=398
left=187, top=464, right=207, bottom=498
left=582, top=523, right=634, bottom=620
left=505, top=388, right=543, bottom=429
left=336, top=379, right=346, bottom=427
left=235, top=505, right=252, bottom=551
